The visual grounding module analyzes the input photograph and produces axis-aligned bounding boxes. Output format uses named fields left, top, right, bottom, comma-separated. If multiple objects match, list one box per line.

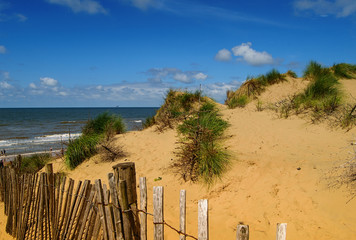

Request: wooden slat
left=57, top=178, right=74, bottom=239
left=119, top=180, right=135, bottom=240
left=103, top=183, right=115, bottom=240
left=198, top=199, right=208, bottom=240
left=140, top=177, right=147, bottom=240
left=276, top=223, right=287, bottom=240
left=236, top=225, right=249, bottom=240
left=179, top=190, right=186, bottom=240
left=77, top=186, right=96, bottom=239
left=67, top=180, right=89, bottom=239
left=153, top=186, right=164, bottom=240
left=108, top=173, right=124, bottom=240
left=95, top=179, right=109, bottom=240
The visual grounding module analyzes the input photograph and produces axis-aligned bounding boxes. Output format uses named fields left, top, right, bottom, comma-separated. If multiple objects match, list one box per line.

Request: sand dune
left=1, top=78, right=356, bottom=239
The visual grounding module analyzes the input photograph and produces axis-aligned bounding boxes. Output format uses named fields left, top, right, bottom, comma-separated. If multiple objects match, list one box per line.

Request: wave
left=0, top=133, right=82, bottom=148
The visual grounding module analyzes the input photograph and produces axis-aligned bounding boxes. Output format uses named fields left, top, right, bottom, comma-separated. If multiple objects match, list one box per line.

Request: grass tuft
left=65, top=112, right=126, bottom=169
left=20, top=153, right=52, bottom=173
left=332, top=63, right=356, bottom=79
left=174, top=102, right=230, bottom=186
left=154, top=89, right=207, bottom=130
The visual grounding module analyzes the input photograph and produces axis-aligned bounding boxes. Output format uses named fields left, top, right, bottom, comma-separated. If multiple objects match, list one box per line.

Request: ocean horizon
left=0, top=107, right=158, bottom=157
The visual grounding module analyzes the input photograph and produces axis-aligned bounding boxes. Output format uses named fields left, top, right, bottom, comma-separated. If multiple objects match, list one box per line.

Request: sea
left=0, top=107, right=158, bottom=158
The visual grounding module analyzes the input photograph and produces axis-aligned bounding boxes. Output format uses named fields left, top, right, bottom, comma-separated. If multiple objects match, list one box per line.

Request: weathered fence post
left=198, top=199, right=208, bottom=240
left=113, top=162, right=140, bottom=239
left=45, top=163, right=55, bottom=239
left=236, top=225, right=249, bottom=240
left=153, top=186, right=164, bottom=240
left=108, top=173, right=125, bottom=240
left=95, top=179, right=109, bottom=240
left=119, top=180, right=135, bottom=240
left=140, top=177, right=147, bottom=240
left=276, top=223, right=287, bottom=240
left=180, top=190, right=186, bottom=240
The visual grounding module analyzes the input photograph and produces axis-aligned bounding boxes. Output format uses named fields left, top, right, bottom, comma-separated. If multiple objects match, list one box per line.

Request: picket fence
left=0, top=162, right=287, bottom=240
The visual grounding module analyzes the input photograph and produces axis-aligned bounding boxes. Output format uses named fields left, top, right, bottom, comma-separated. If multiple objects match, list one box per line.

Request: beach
left=1, top=78, right=356, bottom=239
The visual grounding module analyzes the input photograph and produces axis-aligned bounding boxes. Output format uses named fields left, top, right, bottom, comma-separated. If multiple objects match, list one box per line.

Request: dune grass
left=332, top=63, right=356, bottom=79
left=226, top=69, right=287, bottom=109
left=276, top=61, right=347, bottom=123
left=154, top=89, right=207, bottom=130
left=20, top=153, right=52, bottom=173
left=65, top=112, right=125, bottom=169
left=174, top=102, right=230, bottom=186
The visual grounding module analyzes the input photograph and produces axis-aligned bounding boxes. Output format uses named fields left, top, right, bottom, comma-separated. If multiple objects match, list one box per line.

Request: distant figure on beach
left=0, top=159, right=3, bottom=168
left=2, top=149, right=5, bottom=156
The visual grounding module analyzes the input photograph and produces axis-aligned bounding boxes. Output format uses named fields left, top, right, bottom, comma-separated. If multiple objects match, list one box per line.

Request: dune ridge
left=1, top=77, right=356, bottom=239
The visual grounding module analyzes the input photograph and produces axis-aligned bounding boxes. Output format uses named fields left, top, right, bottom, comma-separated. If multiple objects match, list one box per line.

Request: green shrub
left=65, top=134, right=100, bottom=169
left=143, top=115, right=156, bottom=128
left=286, top=70, right=298, bottom=78
left=154, top=89, right=207, bottom=130
left=303, top=61, right=331, bottom=79
left=82, top=112, right=125, bottom=136
left=227, top=95, right=249, bottom=109
left=332, top=63, right=356, bottom=79
left=303, top=72, right=339, bottom=99
left=20, top=153, right=52, bottom=173
left=65, top=112, right=125, bottom=169
left=174, top=102, right=230, bottom=185
left=258, top=69, right=286, bottom=86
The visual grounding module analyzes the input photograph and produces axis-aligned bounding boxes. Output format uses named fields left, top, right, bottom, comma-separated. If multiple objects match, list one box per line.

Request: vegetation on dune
left=143, top=115, right=156, bottom=129
left=276, top=61, right=356, bottom=129
left=332, top=63, right=356, bottom=79
left=65, top=112, right=126, bottom=169
left=173, top=102, right=230, bottom=186
left=225, top=69, right=289, bottom=109
left=154, top=89, right=209, bottom=130
left=19, top=153, right=52, bottom=173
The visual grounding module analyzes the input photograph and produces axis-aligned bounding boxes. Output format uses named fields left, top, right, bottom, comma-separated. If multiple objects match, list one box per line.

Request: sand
left=1, top=78, right=356, bottom=239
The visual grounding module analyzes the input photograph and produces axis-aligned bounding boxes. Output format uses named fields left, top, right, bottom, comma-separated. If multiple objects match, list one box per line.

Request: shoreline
left=2, top=149, right=63, bottom=162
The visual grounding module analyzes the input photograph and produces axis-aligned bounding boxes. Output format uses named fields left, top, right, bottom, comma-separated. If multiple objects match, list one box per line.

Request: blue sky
left=0, top=0, right=356, bottom=107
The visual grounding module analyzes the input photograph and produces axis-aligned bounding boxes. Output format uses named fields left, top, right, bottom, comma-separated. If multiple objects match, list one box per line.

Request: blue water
left=0, top=107, right=158, bottom=156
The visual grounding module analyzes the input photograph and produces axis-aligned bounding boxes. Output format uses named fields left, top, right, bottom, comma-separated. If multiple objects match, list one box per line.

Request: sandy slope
left=1, top=78, right=356, bottom=239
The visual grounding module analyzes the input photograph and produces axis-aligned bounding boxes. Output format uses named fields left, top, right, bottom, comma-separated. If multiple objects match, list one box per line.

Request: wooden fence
left=0, top=162, right=287, bottom=240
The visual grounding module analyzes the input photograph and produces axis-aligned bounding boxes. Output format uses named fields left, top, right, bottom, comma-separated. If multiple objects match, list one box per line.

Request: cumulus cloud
left=0, top=81, right=12, bottom=89
left=215, top=48, right=232, bottom=62
left=294, top=0, right=356, bottom=17
left=0, top=45, right=6, bottom=54
left=194, top=72, right=208, bottom=80
left=121, top=0, right=163, bottom=10
left=40, top=77, right=58, bottom=87
left=15, top=14, right=27, bottom=22
left=29, top=83, right=36, bottom=89
left=231, top=42, right=274, bottom=66
left=47, top=0, right=107, bottom=14
left=145, top=68, right=208, bottom=84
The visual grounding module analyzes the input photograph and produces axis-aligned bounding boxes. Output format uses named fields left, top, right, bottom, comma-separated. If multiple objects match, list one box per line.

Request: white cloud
left=40, top=77, right=58, bottom=87
left=15, top=14, right=27, bottom=22
left=231, top=42, right=274, bottom=66
left=215, top=48, right=232, bottom=62
left=294, top=0, right=356, bottom=17
left=121, top=0, right=163, bottom=10
left=145, top=68, right=207, bottom=84
left=194, top=72, right=208, bottom=80
left=47, top=0, right=107, bottom=14
left=58, top=91, right=68, bottom=96
left=0, top=45, right=6, bottom=54
left=0, top=81, right=12, bottom=89
left=29, top=83, right=37, bottom=89
left=173, top=73, right=190, bottom=83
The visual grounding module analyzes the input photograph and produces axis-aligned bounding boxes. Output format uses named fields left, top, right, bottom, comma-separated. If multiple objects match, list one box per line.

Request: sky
left=0, top=0, right=356, bottom=107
